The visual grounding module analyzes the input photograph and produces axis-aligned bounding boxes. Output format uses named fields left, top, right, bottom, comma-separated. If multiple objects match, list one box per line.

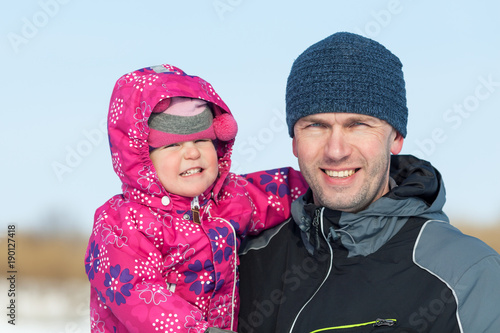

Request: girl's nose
left=184, top=143, right=201, bottom=159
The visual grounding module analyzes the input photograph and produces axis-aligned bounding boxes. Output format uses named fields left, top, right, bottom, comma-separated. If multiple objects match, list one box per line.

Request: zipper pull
left=312, top=208, right=321, bottom=227
left=311, top=208, right=322, bottom=250
left=374, top=319, right=396, bottom=327
left=191, top=196, right=201, bottom=224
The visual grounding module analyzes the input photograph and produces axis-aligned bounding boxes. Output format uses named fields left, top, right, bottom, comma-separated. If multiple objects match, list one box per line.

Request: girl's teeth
left=181, top=168, right=202, bottom=176
left=325, top=169, right=355, bottom=178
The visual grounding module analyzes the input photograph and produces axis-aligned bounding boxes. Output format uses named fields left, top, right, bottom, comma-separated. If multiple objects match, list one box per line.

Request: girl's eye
left=164, top=143, right=179, bottom=149
left=195, top=139, right=214, bottom=146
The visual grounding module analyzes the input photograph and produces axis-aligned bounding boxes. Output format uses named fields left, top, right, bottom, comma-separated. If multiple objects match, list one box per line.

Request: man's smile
left=323, top=169, right=358, bottom=178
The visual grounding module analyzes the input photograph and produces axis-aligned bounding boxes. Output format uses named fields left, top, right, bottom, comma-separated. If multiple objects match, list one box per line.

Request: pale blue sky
left=1, top=0, right=499, bottom=235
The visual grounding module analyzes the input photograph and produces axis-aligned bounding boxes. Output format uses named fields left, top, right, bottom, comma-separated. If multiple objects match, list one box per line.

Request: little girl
left=85, top=64, right=306, bottom=332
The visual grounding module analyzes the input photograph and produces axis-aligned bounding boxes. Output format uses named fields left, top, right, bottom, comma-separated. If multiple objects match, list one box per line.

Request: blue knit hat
left=286, top=32, right=408, bottom=137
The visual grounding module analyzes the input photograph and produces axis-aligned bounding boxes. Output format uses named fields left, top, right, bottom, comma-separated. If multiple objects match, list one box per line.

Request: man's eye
left=307, top=123, right=323, bottom=128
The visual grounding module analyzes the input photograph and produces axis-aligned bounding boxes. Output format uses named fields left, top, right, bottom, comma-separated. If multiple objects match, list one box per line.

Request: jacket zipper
left=223, top=218, right=238, bottom=331
left=312, top=208, right=321, bottom=249
left=191, top=196, right=200, bottom=224
left=289, top=207, right=333, bottom=333
left=205, top=203, right=237, bottom=331
left=309, top=319, right=397, bottom=332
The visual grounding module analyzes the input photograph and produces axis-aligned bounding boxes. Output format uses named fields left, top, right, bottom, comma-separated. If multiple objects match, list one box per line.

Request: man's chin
left=314, top=190, right=363, bottom=212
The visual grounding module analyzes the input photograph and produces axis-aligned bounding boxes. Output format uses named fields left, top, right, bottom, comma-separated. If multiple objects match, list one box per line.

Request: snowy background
left=1, top=0, right=500, bottom=331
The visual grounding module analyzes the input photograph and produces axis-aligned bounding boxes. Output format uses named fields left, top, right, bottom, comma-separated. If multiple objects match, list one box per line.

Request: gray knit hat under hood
left=286, top=32, right=408, bottom=137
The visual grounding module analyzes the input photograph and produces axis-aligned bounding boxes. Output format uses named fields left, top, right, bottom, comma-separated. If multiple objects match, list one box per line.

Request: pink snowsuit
left=85, top=64, right=307, bottom=332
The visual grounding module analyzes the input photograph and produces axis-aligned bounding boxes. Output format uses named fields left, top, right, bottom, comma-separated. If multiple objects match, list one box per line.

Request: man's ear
left=390, top=131, right=404, bottom=155
left=292, top=136, right=298, bottom=158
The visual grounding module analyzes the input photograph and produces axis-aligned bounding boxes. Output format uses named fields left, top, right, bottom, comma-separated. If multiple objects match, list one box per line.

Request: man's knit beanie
left=286, top=32, right=408, bottom=137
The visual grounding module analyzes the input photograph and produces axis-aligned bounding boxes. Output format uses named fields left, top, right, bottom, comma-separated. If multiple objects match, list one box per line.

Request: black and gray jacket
left=238, top=155, right=500, bottom=333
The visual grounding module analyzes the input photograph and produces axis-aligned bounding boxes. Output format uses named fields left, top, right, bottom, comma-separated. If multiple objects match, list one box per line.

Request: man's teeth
left=181, top=168, right=202, bottom=176
left=325, top=169, right=356, bottom=178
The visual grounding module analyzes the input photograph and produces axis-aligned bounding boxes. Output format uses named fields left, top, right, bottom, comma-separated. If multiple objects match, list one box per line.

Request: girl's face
left=149, top=139, right=219, bottom=198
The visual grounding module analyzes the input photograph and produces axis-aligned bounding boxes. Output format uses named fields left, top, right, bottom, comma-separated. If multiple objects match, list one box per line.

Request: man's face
left=292, top=113, right=404, bottom=212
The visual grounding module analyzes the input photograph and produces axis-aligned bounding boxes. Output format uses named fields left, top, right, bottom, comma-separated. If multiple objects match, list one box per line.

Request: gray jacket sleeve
left=454, top=255, right=500, bottom=332
left=414, top=220, right=500, bottom=332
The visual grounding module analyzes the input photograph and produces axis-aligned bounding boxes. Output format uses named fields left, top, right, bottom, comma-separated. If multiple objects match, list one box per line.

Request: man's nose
left=324, top=129, right=351, bottom=161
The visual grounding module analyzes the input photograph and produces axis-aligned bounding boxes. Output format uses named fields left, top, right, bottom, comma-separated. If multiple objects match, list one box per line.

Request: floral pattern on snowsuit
left=85, top=64, right=307, bottom=332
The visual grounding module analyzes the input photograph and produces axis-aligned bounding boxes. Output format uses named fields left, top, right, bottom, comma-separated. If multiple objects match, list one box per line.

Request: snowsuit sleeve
left=236, top=167, right=307, bottom=236
left=86, top=201, right=214, bottom=333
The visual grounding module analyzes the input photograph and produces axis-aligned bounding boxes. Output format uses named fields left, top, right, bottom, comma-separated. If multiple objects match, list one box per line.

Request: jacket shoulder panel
left=414, top=220, right=498, bottom=285
left=414, top=220, right=500, bottom=332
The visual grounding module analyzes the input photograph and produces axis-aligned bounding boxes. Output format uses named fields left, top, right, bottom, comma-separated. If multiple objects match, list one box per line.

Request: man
left=237, top=32, right=500, bottom=333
